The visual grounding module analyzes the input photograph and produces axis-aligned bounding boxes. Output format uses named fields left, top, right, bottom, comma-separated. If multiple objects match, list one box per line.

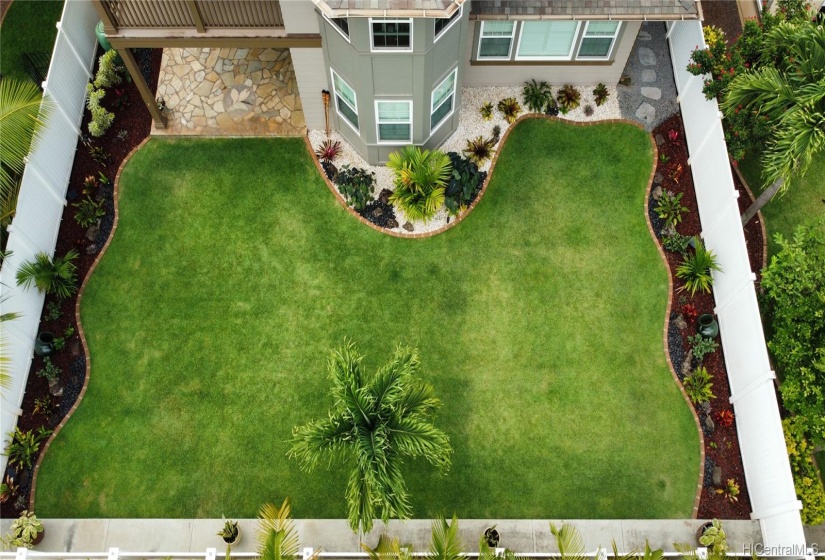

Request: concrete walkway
left=0, top=519, right=763, bottom=554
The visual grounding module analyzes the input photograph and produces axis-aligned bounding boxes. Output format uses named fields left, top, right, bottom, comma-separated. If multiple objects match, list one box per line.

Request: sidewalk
left=0, top=519, right=763, bottom=554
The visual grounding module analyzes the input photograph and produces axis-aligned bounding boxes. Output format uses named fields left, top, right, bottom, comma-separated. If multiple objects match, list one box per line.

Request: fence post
left=108, top=547, right=120, bottom=560
left=56, top=21, right=94, bottom=80
left=206, top=548, right=217, bottom=560
left=15, top=548, right=27, bottom=560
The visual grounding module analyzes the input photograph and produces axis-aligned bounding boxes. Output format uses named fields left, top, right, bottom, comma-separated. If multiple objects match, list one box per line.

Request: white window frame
left=434, top=5, right=463, bottom=43
left=476, top=20, right=517, bottom=60
left=322, top=13, right=350, bottom=43
left=369, top=18, right=414, bottom=52
left=375, top=99, right=413, bottom=144
left=430, top=68, right=457, bottom=135
left=514, top=20, right=582, bottom=61
left=330, top=68, right=359, bottom=134
left=575, top=21, right=622, bottom=60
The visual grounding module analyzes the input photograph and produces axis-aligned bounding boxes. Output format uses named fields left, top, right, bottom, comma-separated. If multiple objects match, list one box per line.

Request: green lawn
left=36, top=120, right=699, bottom=519
left=738, top=152, right=825, bottom=258
left=0, top=1, right=64, bottom=82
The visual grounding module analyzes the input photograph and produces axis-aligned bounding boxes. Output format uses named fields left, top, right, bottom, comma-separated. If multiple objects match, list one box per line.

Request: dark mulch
left=700, top=1, right=744, bottom=43
left=651, top=112, right=756, bottom=519
left=0, top=47, right=161, bottom=519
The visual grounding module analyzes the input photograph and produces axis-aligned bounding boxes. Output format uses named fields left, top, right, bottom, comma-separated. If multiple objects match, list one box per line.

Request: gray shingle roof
left=470, top=0, right=699, bottom=18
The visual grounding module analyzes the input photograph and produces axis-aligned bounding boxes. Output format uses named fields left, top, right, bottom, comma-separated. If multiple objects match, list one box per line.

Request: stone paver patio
left=154, top=47, right=305, bottom=136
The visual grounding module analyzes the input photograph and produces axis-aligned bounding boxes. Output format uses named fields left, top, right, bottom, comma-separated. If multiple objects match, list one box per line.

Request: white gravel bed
left=309, top=84, right=621, bottom=235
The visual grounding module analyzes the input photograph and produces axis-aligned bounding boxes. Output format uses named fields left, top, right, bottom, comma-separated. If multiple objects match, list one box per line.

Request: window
left=331, top=69, right=359, bottom=132
left=324, top=15, right=349, bottom=41
left=370, top=18, right=412, bottom=51
left=434, top=6, right=462, bottom=41
left=376, top=100, right=412, bottom=143
left=577, top=21, right=621, bottom=59
left=515, top=21, right=580, bottom=60
left=477, top=21, right=516, bottom=59
left=430, top=69, right=457, bottom=131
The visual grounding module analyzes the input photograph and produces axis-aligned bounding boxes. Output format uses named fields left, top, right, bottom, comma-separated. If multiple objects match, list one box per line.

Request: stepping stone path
left=641, top=87, right=662, bottom=100
left=642, top=69, right=657, bottom=82
left=638, top=47, right=657, bottom=66
left=636, top=102, right=656, bottom=124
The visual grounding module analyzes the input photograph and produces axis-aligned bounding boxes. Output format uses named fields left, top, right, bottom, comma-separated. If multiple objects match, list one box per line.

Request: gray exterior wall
left=281, top=0, right=320, bottom=34
left=282, top=0, right=325, bottom=129
left=461, top=20, right=641, bottom=87
left=319, top=10, right=470, bottom=165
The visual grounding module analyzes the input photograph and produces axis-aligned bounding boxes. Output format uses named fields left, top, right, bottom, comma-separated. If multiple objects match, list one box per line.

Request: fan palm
left=387, top=146, right=451, bottom=222
left=288, top=341, right=452, bottom=533
left=721, top=22, right=825, bottom=225
left=16, top=249, right=79, bottom=299
left=257, top=499, right=318, bottom=560
left=0, top=79, right=53, bottom=220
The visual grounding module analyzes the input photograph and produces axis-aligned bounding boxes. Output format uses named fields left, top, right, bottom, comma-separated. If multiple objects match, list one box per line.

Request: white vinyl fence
left=666, top=20, right=806, bottom=547
left=0, top=0, right=99, bottom=472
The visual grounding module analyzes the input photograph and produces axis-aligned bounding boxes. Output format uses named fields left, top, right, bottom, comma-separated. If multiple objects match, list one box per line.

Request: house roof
left=312, top=0, right=700, bottom=19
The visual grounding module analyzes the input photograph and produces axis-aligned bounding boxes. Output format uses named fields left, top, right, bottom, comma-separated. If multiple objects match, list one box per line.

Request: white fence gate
left=0, top=0, right=99, bottom=472
left=666, top=20, right=807, bottom=547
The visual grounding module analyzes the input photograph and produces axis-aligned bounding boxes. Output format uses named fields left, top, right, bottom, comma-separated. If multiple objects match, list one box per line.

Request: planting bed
left=0, top=47, right=162, bottom=518
left=650, top=112, right=762, bottom=519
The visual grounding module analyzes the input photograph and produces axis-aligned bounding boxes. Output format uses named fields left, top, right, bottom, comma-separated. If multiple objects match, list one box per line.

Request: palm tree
left=387, top=146, right=452, bottom=222
left=257, top=499, right=318, bottom=560
left=288, top=341, right=452, bottom=534
left=430, top=515, right=463, bottom=560
left=721, top=22, right=825, bottom=225
left=0, top=79, right=53, bottom=225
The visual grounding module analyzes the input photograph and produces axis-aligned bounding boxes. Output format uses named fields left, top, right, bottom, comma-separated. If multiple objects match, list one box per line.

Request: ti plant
left=73, top=196, right=105, bottom=228
left=556, top=85, right=581, bottom=111
left=683, top=366, right=715, bottom=405
left=315, top=139, right=342, bottom=163
left=5, top=426, right=53, bottom=470
left=593, top=83, right=609, bottom=106
left=717, top=478, right=740, bottom=502
left=655, top=190, right=688, bottom=228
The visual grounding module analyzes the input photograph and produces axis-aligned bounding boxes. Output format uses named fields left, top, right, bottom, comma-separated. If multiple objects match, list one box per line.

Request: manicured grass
left=0, top=1, right=64, bottom=82
left=36, top=120, right=699, bottom=519
left=738, top=152, right=825, bottom=258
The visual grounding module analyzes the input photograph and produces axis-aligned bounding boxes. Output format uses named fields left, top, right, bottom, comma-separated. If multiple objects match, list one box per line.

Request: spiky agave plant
left=387, top=146, right=452, bottom=221
left=16, top=249, right=79, bottom=299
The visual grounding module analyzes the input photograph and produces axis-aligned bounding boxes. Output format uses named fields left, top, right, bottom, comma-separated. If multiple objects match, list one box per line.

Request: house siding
left=461, top=20, right=641, bottom=86
left=291, top=48, right=327, bottom=129
left=320, top=11, right=469, bottom=165
left=281, top=0, right=320, bottom=34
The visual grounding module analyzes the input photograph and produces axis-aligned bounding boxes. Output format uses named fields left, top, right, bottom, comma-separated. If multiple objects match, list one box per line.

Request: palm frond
left=362, top=535, right=413, bottom=560
left=288, top=413, right=354, bottom=471
left=396, top=380, right=440, bottom=418
left=673, top=543, right=699, bottom=560
left=430, top=514, right=462, bottom=560
left=761, top=107, right=825, bottom=189
left=610, top=539, right=638, bottom=560
left=347, top=464, right=377, bottom=533
left=257, top=499, right=300, bottom=560
left=550, top=522, right=587, bottom=560
left=722, top=67, right=797, bottom=118
left=0, top=80, right=53, bottom=202
left=388, top=416, right=451, bottom=470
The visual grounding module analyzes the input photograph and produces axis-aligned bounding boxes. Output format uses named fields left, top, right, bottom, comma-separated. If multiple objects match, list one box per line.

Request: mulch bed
left=650, top=112, right=756, bottom=519
left=700, top=0, right=744, bottom=44
left=0, top=47, right=161, bottom=518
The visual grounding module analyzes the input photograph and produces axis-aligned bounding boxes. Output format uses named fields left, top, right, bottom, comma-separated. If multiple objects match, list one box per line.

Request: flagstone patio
left=154, top=47, right=305, bottom=136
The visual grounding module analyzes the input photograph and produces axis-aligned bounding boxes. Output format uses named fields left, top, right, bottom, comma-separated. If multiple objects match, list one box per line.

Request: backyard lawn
left=35, top=120, right=699, bottom=519
left=0, top=0, right=64, bottom=82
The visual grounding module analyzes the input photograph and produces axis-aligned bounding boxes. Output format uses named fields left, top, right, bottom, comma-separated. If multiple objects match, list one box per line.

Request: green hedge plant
left=783, top=416, right=825, bottom=524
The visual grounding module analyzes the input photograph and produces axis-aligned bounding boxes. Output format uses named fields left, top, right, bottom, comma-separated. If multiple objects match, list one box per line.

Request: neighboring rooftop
left=312, top=0, right=699, bottom=19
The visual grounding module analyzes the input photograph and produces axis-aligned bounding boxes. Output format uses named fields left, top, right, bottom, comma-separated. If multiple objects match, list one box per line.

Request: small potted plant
left=483, top=525, right=500, bottom=548
left=697, top=519, right=727, bottom=557
left=1, top=511, right=45, bottom=548
left=217, top=518, right=240, bottom=546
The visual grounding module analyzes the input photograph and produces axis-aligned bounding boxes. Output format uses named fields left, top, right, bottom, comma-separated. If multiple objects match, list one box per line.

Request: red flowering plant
left=687, top=26, right=744, bottom=101
left=716, top=409, right=735, bottom=428
left=682, top=303, right=699, bottom=322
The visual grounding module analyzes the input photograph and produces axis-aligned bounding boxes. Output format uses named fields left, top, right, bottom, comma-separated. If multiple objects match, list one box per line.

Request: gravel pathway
left=310, top=84, right=622, bottom=235
left=617, top=21, right=679, bottom=131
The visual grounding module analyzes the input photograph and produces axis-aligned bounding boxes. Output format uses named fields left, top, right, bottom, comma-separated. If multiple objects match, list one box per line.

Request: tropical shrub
left=783, top=416, right=825, bottom=525
left=762, top=223, right=825, bottom=441
left=86, top=84, right=114, bottom=137
left=315, top=139, right=341, bottom=162
left=583, top=105, right=594, bottom=117
left=717, top=478, right=739, bottom=502
left=556, top=84, right=581, bottom=110
left=4, top=427, right=52, bottom=470
left=36, top=356, right=61, bottom=383
left=444, top=152, right=485, bottom=216
left=289, top=341, right=452, bottom=532
left=655, top=190, right=687, bottom=227
left=662, top=232, right=692, bottom=256
left=387, top=146, right=451, bottom=222
left=94, top=50, right=124, bottom=89
left=479, top=102, right=493, bottom=121
left=715, top=409, right=734, bottom=428
left=16, top=249, right=79, bottom=299
left=45, top=301, right=62, bottom=321
left=88, top=145, right=112, bottom=166
left=675, top=239, right=721, bottom=295
left=688, top=333, right=719, bottom=361
left=336, top=165, right=375, bottom=212
left=593, top=83, right=609, bottom=106
left=683, top=366, right=715, bottom=404
left=522, top=79, right=552, bottom=113
left=73, top=196, right=105, bottom=227
left=463, top=136, right=494, bottom=165
left=497, top=97, right=521, bottom=124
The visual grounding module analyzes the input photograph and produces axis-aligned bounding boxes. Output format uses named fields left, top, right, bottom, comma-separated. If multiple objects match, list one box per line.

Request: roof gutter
left=468, top=12, right=699, bottom=21
left=311, top=0, right=466, bottom=19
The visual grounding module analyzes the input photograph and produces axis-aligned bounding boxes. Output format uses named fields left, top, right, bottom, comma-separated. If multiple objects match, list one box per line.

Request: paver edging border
left=29, top=137, right=151, bottom=511
left=642, top=133, right=705, bottom=520
left=730, top=161, right=769, bottom=271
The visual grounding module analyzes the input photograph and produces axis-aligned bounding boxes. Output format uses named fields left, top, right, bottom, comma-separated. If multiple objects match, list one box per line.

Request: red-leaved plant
left=316, top=140, right=342, bottom=162
left=682, top=303, right=699, bottom=321
left=668, top=129, right=681, bottom=144
left=716, top=409, right=735, bottom=428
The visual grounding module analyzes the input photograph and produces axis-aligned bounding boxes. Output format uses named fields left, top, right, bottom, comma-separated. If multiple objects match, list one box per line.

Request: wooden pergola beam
left=115, top=47, right=167, bottom=129
left=185, top=0, right=206, bottom=33
left=108, top=33, right=321, bottom=49
left=90, top=0, right=118, bottom=33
